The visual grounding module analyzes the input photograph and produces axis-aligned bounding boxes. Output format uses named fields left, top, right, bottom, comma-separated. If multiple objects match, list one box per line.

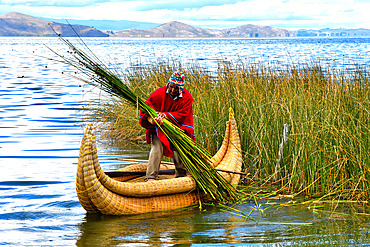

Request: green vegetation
left=84, top=59, right=369, bottom=202
left=48, top=36, right=240, bottom=203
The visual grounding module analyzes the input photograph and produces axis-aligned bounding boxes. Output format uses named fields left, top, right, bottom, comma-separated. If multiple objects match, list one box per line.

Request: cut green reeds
left=84, top=59, right=369, bottom=203
left=45, top=32, right=240, bottom=202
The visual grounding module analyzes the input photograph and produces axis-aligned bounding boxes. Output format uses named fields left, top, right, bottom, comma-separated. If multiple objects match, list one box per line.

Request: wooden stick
left=115, top=158, right=174, bottom=165
left=106, top=158, right=249, bottom=177
left=216, top=168, right=249, bottom=176
left=105, top=169, right=175, bottom=178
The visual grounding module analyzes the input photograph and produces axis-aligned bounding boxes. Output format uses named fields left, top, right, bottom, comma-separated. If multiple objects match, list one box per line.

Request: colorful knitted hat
left=168, top=70, right=185, bottom=93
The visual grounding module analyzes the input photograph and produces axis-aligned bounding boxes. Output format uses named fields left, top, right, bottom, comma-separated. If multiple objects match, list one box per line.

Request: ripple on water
left=0, top=180, right=69, bottom=186
left=0, top=210, right=63, bottom=221
left=42, top=200, right=81, bottom=209
left=1, top=193, right=63, bottom=200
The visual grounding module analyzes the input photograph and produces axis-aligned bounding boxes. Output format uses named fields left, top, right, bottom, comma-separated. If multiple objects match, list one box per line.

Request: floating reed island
left=85, top=60, right=369, bottom=203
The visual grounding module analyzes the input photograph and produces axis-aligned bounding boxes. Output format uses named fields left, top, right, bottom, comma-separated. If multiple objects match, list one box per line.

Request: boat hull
left=76, top=108, right=242, bottom=215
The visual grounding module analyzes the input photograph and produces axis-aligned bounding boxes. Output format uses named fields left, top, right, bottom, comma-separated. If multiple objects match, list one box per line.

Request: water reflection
left=76, top=206, right=254, bottom=246
left=75, top=202, right=370, bottom=246
left=76, top=209, right=200, bottom=246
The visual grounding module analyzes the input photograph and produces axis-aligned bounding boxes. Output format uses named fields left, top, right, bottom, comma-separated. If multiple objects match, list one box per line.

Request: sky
left=0, top=0, right=369, bottom=30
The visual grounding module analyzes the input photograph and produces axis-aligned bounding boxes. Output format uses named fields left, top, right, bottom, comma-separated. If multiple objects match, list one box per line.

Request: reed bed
left=84, top=59, right=369, bottom=202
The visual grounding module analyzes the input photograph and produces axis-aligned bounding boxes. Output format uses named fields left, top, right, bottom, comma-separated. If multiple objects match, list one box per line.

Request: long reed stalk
left=45, top=33, right=240, bottom=202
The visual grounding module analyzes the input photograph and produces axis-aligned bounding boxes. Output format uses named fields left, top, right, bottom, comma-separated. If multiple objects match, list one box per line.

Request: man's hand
left=155, top=112, right=165, bottom=125
left=148, top=112, right=165, bottom=126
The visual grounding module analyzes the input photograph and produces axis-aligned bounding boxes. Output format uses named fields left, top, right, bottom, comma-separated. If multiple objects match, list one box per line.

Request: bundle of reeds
left=45, top=33, right=240, bottom=203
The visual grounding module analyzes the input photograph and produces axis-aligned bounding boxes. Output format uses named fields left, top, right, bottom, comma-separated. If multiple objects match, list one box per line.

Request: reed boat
left=76, top=108, right=243, bottom=215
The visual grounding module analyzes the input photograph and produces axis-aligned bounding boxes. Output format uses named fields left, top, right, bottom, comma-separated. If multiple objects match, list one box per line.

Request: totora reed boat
left=76, top=108, right=243, bottom=215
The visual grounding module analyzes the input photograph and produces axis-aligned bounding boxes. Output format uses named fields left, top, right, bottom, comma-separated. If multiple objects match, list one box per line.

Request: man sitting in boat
left=139, top=70, right=195, bottom=182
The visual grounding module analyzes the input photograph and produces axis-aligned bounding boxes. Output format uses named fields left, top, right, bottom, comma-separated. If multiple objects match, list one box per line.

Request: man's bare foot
left=146, top=178, right=156, bottom=182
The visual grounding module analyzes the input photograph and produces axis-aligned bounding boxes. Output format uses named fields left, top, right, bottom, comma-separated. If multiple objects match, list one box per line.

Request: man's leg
left=173, top=151, right=187, bottom=177
left=145, top=134, right=163, bottom=180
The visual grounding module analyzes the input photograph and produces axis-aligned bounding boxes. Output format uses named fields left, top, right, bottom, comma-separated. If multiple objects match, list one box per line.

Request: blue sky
left=0, top=0, right=369, bottom=30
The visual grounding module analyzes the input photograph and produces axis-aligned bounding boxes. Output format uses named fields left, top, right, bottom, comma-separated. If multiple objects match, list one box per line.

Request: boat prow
left=76, top=108, right=243, bottom=215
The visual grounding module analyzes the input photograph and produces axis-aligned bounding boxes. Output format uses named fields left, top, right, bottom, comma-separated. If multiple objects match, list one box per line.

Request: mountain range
left=2, top=12, right=369, bottom=38
left=0, top=12, right=294, bottom=38
left=0, top=12, right=108, bottom=37
left=115, top=21, right=294, bottom=38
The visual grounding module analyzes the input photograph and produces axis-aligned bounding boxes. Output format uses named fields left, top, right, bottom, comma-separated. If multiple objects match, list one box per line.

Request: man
left=139, top=70, right=195, bottom=182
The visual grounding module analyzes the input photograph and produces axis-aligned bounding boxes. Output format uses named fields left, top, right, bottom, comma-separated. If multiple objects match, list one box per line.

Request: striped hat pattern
left=168, top=70, right=185, bottom=93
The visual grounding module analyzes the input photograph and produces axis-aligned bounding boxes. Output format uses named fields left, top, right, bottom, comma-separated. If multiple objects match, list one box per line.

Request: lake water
left=0, top=37, right=369, bottom=246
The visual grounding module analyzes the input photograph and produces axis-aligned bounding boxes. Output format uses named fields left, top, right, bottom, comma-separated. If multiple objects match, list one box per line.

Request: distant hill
left=38, top=17, right=159, bottom=31
left=222, top=24, right=294, bottom=38
left=0, top=12, right=109, bottom=37
left=114, top=21, right=295, bottom=38
left=114, top=21, right=223, bottom=37
left=296, top=28, right=370, bottom=37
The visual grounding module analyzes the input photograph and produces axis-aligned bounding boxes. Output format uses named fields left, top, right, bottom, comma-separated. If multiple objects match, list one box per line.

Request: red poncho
left=139, top=86, right=195, bottom=158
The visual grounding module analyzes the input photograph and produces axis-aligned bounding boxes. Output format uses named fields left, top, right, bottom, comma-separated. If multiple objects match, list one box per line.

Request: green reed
left=85, top=59, right=369, bottom=202
left=46, top=35, right=241, bottom=202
